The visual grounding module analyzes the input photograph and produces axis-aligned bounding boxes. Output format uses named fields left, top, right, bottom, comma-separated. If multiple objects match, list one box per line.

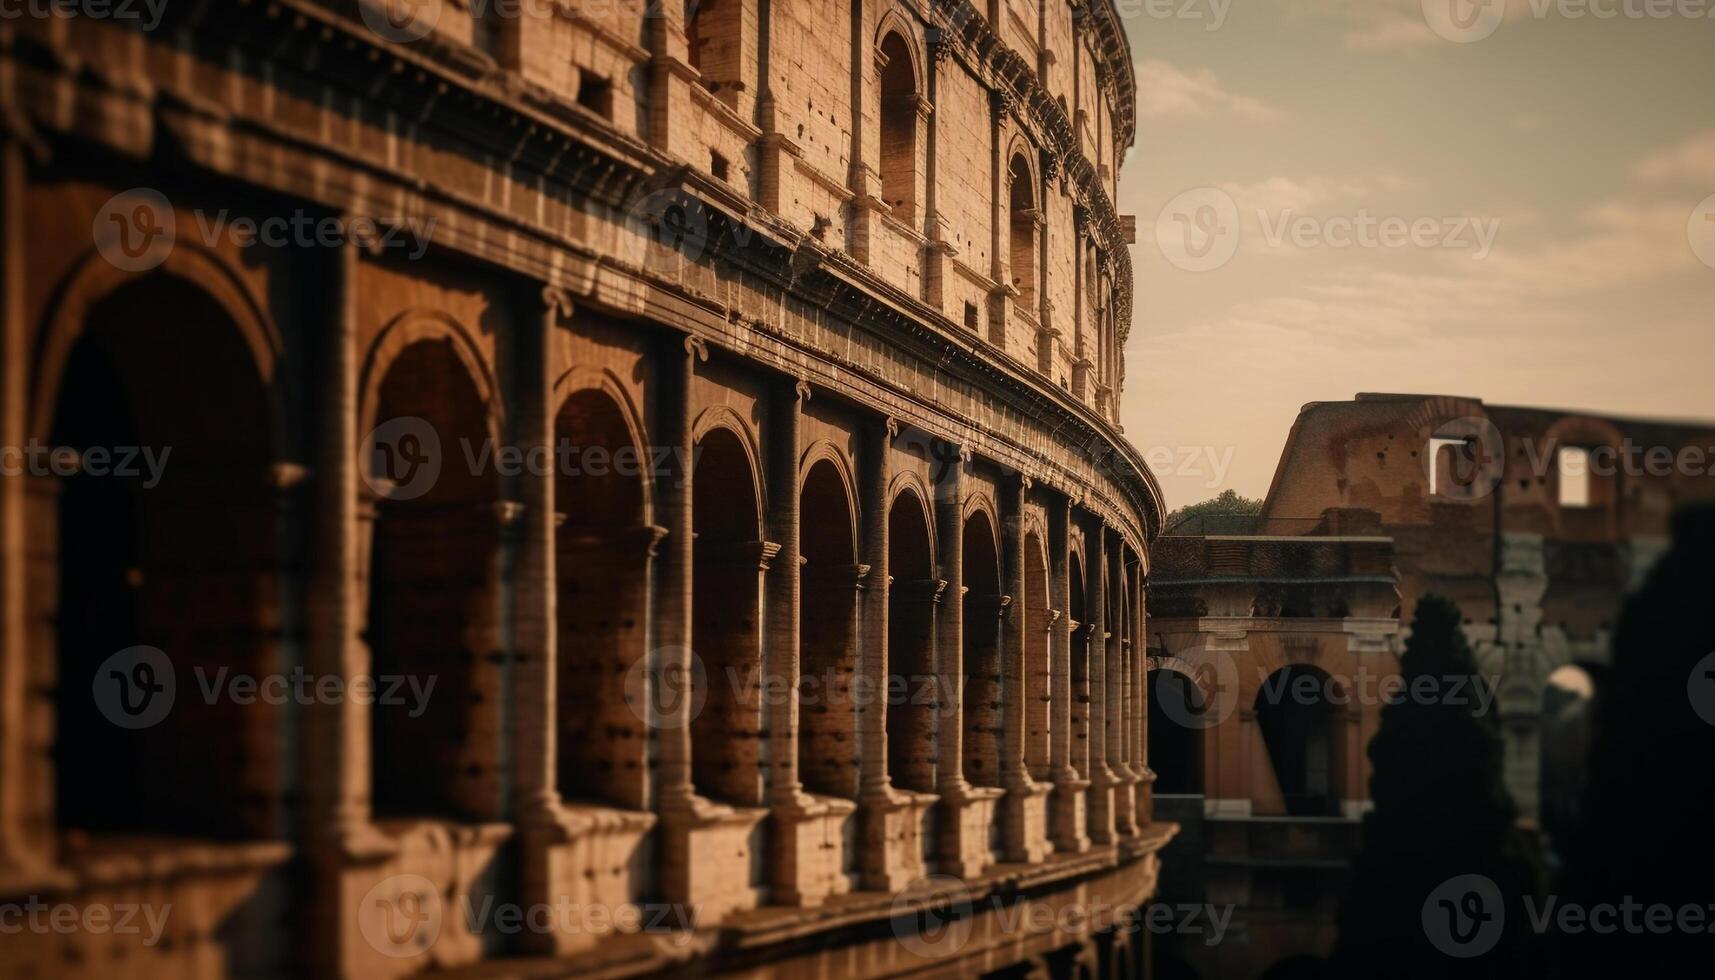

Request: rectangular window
left=577, top=72, right=614, bottom=119
left=1558, top=446, right=1592, bottom=508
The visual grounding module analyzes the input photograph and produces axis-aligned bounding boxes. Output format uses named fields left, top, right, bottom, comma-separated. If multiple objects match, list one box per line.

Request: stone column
left=0, top=139, right=57, bottom=891
left=768, top=380, right=854, bottom=907
left=986, top=89, right=1015, bottom=350
left=1049, top=497, right=1090, bottom=853
left=514, top=288, right=567, bottom=827
left=1108, top=532, right=1139, bottom=836
left=859, top=418, right=893, bottom=801
left=1086, top=523, right=1117, bottom=845
left=934, top=445, right=1000, bottom=876
left=1001, top=475, right=1052, bottom=862
left=1133, top=555, right=1154, bottom=826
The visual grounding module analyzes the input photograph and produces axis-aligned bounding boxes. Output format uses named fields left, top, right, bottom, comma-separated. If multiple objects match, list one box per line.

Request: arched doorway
left=878, top=30, right=921, bottom=224
left=800, top=458, right=861, bottom=800
left=1148, top=671, right=1206, bottom=795
left=366, top=337, right=501, bottom=823
left=1255, top=665, right=1343, bottom=817
left=555, top=387, right=652, bottom=810
left=1009, top=154, right=1038, bottom=308
left=1069, top=552, right=1091, bottom=784
left=51, top=275, right=278, bottom=839
left=1023, top=528, right=1052, bottom=782
left=691, top=426, right=767, bottom=806
left=886, top=489, right=937, bottom=795
left=961, top=510, right=1004, bottom=791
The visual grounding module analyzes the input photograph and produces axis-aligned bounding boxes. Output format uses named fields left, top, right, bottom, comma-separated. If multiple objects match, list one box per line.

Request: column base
left=334, top=818, right=514, bottom=979
left=937, top=782, right=1006, bottom=879
left=771, top=792, right=858, bottom=907
left=858, top=785, right=940, bottom=891
left=520, top=803, right=657, bottom=955
left=660, top=794, right=770, bottom=925
left=1051, top=776, right=1092, bottom=854
left=1001, top=778, right=1053, bottom=864
left=1114, top=765, right=1143, bottom=836
left=1087, top=766, right=1119, bottom=845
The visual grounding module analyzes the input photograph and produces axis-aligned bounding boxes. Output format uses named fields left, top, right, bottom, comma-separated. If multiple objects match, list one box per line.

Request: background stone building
left=0, top=0, right=1172, bottom=977
left=1146, top=392, right=1715, bottom=979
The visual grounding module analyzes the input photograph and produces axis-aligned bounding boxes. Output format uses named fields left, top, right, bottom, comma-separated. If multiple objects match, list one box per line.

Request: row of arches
left=37, top=263, right=1149, bottom=878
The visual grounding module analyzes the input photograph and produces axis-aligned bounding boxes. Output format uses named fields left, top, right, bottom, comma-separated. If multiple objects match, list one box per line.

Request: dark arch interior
left=1023, top=530, right=1051, bottom=780
left=800, top=460, right=860, bottom=799
left=961, top=511, right=1004, bottom=791
left=691, top=427, right=766, bottom=805
left=1255, top=665, right=1340, bottom=817
left=556, top=388, right=651, bottom=809
left=878, top=31, right=919, bottom=222
left=368, top=340, right=498, bottom=823
left=1068, top=553, right=1089, bottom=782
left=886, top=491, right=936, bottom=794
left=52, top=276, right=276, bottom=839
left=1009, top=154, right=1038, bottom=307
left=1148, top=671, right=1205, bottom=795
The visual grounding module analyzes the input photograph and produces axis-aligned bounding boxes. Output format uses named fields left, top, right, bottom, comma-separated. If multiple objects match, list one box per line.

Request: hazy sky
left=1114, top=0, right=1715, bottom=510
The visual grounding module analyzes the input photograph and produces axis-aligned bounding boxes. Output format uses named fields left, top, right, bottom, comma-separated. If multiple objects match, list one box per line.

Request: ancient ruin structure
left=1146, top=392, right=1715, bottom=979
left=0, top=1, right=1171, bottom=977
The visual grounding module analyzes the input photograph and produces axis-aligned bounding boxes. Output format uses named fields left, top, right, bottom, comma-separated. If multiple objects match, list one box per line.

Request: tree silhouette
left=1330, top=594, right=1542, bottom=979
left=1556, top=506, right=1715, bottom=978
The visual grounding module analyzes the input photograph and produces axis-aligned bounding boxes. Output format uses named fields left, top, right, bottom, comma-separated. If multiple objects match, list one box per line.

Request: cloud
left=1632, top=131, right=1715, bottom=185
left=1136, top=60, right=1281, bottom=119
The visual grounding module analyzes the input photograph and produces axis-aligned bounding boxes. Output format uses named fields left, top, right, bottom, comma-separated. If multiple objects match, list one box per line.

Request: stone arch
left=553, top=364, right=655, bottom=526
left=1147, top=663, right=1206, bottom=796
left=877, top=20, right=925, bottom=224
left=691, top=419, right=769, bottom=806
left=1008, top=148, right=1040, bottom=308
left=1068, top=548, right=1091, bottom=785
left=1542, top=414, right=1627, bottom=535
left=359, top=309, right=503, bottom=450
left=553, top=370, right=658, bottom=810
left=1253, top=663, right=1350, bottom=816
left=32, top=245, right=285, bottom=449
left=45, top=267, right=282, bottom=843
left=800, top=448, right=863, bottom=800
left=887, top=483, right=939, bottom=794
left=961, top=506, right=1005, bottom=791
left=693, top=406, right=768, bottom=536
left=1023, top=524, right=1052, bottom=780
left=362, top=317, right=506, bottom=823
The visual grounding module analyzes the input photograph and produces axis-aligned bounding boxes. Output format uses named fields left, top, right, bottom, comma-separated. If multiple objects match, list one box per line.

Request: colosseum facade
left=0, top=1, right=1171, bottom=976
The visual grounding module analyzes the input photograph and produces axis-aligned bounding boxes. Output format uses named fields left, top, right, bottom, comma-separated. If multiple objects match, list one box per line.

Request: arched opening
left=1023, top=528, right=1052, bottom=781
left=1009, top=154, right=1038, bottom=309
left=1540, top=663, right=1596, bottom=856
left=1255, top=665, right=1343, bottom=817
left=50, top=276, right=277, bottom=840
left=1147, top=671, right=1205, bottom=795
left=961, top=511, right=1004, bottom=792
left=555, top=388, right=651, bottom=810
left=878, top=31, right=921, bottom=225
left=1068, top=553, right=1090, bottom=781
left=692, top=426, right=767, bottom=806
left=886, top=489, right=937, bottom=794
left=686, top=0, right=741, bottom=99
left=800, top=459, right=861, bottom=800
left=367, top=339, right=501, bottom=823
